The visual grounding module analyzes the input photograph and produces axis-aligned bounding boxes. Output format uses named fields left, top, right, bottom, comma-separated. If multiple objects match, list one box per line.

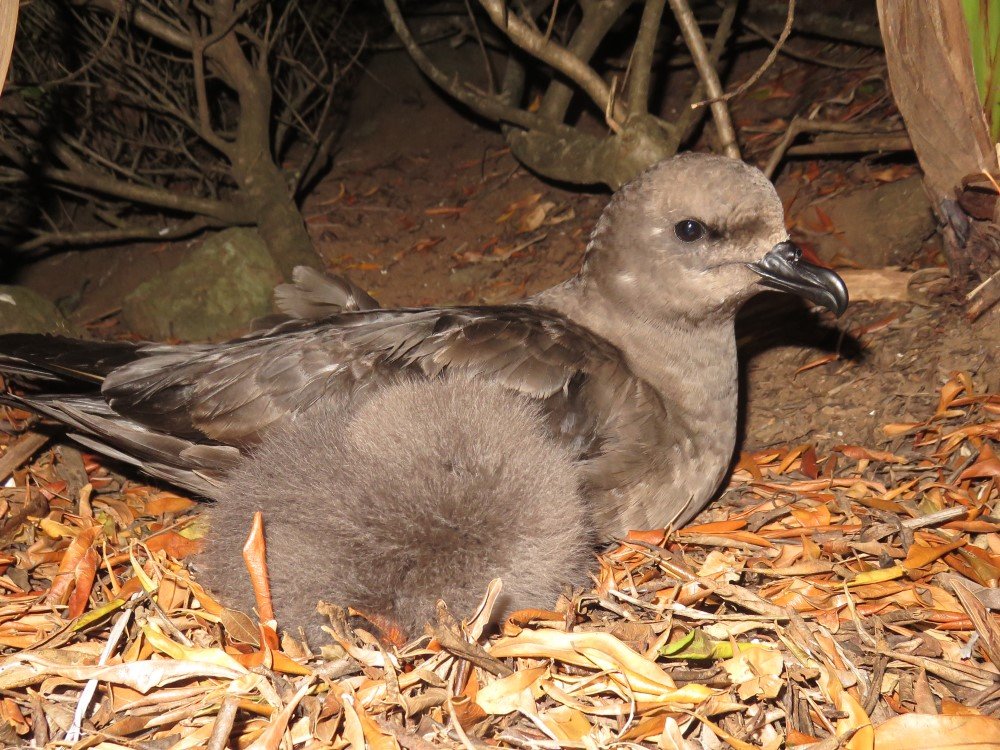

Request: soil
left=12, top=43, right=1000, bottom=472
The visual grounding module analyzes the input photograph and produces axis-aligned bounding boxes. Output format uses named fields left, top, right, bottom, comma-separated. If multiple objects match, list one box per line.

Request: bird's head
left=581, top=152, right=848, bottom=322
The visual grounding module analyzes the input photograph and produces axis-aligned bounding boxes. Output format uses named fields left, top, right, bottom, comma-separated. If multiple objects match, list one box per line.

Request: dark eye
left=674, top=219, right=705, bottom=242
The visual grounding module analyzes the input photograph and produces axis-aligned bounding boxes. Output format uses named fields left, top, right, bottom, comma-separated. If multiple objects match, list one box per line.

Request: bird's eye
left=674, top=219, right=705, bottom=242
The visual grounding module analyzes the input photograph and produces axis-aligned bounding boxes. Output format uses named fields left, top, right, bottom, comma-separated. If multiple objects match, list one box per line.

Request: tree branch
left=477, top=0, right=627, bottom=128
left=383, top=0, right=571, bottom=137
left=676, top=0, right=738, bottom=144
left=46, top=141, right=248, bottom=222
left=537, top=0, right=630, bottom=123
left=16, top=216, right=232, bottom=253
left=666, top=0, right=740, bottom=158
left=695, top=0, right=794, bottom=106
left=627, top=0, right=666, bottom=117
left=83, top=0, right=195, bottom=52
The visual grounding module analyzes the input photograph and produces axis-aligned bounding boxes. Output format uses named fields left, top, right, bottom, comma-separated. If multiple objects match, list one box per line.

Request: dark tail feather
left=198, top=376, right=593, bottom=641
left=0, top=334, right=142, bottom=386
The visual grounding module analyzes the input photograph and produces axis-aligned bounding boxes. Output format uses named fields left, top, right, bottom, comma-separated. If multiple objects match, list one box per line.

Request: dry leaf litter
left=0, top=371, right=996, bottom=749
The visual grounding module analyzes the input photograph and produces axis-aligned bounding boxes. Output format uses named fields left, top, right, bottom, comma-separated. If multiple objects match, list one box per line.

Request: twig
left=430, top=602, right=513, bottom=677
left=677, top=0, right=738, bottom=144
left=784, top=133, right=911, bottom=157
left=695, top=0, right=795, bottom=107
left=667, top=0, right=740, bottom=158
left=17, top=216, right=230, bottom=253
left=65, top=605, right=134, bottom=743
left=966, top=267, right=1000, bottom=321
left=45, top=141, right=247, bottom=223
left=463, top=0, right=496, bottom=93
left=741, top=16, right=878, bottom=71
left=206, top=695, right=240, bottom=750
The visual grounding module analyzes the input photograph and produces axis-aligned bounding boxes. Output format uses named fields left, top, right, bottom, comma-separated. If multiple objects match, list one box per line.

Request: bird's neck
left=534, top=277, right=739, bottom=442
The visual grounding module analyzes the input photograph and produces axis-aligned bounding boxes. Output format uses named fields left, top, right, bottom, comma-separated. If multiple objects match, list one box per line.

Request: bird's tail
left=199, top=375, right=593, bottom=640
left=0, top=333, right=143, bottom=386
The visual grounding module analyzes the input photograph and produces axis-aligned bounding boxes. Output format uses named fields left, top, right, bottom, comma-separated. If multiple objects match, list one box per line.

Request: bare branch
left=46, top=141, right=247, bottom=222
left=83, top=0, right=195, bottom=52
left=16, top=215, right=231, bottom=252
left=537, top=0, right=629, bottom=123
left=666, top=0, right=740, bottom=158
left=762, top=117, right=908, bottom=178
left=676, top=0, right=738, bottom=144
left=384, top=0, right=570, bottom=137
left=477, top=0, right=627, bottom=127
left=626, top=0, right=666, bottom=117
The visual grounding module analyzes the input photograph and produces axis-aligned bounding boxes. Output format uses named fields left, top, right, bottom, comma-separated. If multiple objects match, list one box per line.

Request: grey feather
left=197, top=376, right=592, bottom=640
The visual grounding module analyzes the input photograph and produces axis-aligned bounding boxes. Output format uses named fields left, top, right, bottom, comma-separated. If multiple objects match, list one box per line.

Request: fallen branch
left=763, top=117, right=910, bottom=178
left=0, top=432, right=49, bottom=485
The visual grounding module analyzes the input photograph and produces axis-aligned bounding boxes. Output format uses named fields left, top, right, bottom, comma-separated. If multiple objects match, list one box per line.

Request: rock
left=804, top=176, right=937, bottom=267
left=122, top=228, right=282, bottom=342
left=0, top=285, right=78, bottom=335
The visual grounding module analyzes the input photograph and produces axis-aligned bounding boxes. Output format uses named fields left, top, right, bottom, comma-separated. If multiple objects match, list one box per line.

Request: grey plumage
left=0, top=153, right=848, bottom=638
left=200, top=376, right=591, bottom=639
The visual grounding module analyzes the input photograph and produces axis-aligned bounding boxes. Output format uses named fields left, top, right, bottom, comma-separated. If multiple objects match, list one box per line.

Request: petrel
left=0, top=153, right=847, bottom=637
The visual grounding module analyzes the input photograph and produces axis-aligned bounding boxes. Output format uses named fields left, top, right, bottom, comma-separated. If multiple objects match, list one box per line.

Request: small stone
left=0, top=285, right=78, bottom=335
left=122, top=228, right=282, bottom=342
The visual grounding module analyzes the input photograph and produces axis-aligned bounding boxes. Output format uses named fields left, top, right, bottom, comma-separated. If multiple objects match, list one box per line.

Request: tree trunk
left=877, top=1, right=999, bottom=292
left=240, top=163, right=320, bottom=279
left=213, top=4, right=322, bottom=279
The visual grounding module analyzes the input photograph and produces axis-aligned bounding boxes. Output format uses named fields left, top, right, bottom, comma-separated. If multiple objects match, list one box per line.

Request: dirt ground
left=15, top=44, right=1000, bottom=464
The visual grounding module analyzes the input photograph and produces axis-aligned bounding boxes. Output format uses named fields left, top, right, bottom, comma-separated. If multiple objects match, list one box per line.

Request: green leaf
left=659, top=628, right=753, bottom=661
left=962, top=0, right=1000, bottom=142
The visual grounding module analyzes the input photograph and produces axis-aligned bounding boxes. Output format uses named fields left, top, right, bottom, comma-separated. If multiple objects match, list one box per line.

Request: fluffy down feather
left=197, top=375, right=593, bottom=641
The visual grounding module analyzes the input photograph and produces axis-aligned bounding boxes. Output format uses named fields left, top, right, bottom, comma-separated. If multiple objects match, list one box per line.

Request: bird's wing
left=98, top=305, right=639, bottom=446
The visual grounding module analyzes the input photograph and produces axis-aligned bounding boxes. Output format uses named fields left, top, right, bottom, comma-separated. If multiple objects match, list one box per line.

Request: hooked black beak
left=748, top=241, right=849, bottom=316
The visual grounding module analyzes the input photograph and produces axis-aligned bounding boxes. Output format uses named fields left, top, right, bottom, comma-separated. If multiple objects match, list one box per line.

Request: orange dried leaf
left=904, top=538, right=967, bottom=572
left=145, top=531, right=203, bottom=560
left=44, top=526, right=100, bottom=605
left=872, top=713, right=1000, bottom=748
left=65, top=547, right=99, bottom=619
left=837, top=445, right=907, bottom=463
left=795, top=353, right=839, bottom=375
left=682, top=519, right=747, bottom=534
left=242, top=512, right=274, bottom=623
left=959, top=443, right=1000, bottom=480
left=144, top=494, right=197, bottom=516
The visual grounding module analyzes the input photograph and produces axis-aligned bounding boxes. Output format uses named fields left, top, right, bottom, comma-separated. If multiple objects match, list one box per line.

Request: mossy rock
left=0, top=285, right=78, bottom=335
left=122, top=228, right=282, bottom=342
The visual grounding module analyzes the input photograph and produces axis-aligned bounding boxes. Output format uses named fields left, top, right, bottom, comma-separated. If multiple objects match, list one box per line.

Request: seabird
left=0, top=153, right=847, bottom=637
